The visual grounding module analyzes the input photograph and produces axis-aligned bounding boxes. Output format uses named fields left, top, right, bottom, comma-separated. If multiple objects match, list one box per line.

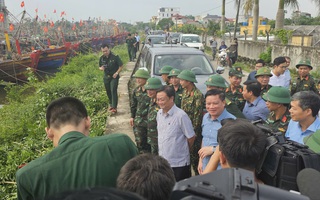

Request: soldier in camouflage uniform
left=126, top=33, right=136, bottom=62
left=255, top=67, right=272, bottom=97
left=178, top=70, right=204, bottom=175
left=205, top=74, right=245, bottom=118
left=130, top=69, right=151, bottom=153
left=291, top=60, right=318, bottom=96
left=160, top=65, right=173, bottom=85
left=168, top=68, right=183, bottom=108
left=225, top=67, right=246, bottom=111
left=262, top=86, right=291, bottom=134
left=145, top=77, right=163, bottom=155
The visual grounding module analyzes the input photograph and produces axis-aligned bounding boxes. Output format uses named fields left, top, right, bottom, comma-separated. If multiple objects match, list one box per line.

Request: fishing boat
left=36, top=45, right=68, bottom=73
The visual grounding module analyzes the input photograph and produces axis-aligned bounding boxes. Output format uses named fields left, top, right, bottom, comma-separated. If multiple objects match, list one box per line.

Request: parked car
left=179, top=34, right=204, bottom=52
left=168, top=32, right=181, bottom=44
left=134, top=45, right=219, bottom=94
left=144, top=35, right=166, bottom=45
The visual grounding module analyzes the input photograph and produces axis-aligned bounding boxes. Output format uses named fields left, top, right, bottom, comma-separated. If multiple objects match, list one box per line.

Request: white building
left=158, top=7, right=180, bottom=21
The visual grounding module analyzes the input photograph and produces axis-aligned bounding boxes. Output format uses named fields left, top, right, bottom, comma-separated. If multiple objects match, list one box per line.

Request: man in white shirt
left=269, top=57, right=287, bottom=87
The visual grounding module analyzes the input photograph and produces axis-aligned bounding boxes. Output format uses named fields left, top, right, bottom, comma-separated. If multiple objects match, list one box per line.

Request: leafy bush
left=259, top=46, right=272, bottom=64
left=0, top=44, right=128, bottom=199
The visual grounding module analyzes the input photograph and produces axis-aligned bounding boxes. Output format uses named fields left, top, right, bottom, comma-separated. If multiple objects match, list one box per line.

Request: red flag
left=35, top=8, right=38, bottom=13
left=79, top=20, right=83, bottom=27
left=50, top=21, right=54, bottom=27
left=53, top=9, right=56, bottom=13
left=0, top=13, right=4, bottom=22
left=9, top=24, right=14, bottom=31
left=72, top=24, right=76, bottom=30
left=20, top=1, right=25, bottom=8
left=60, top=11, right=65, bottom=17
left=43, top=26, right=48, bottom=33
left=72, top=17, right=74, bottom=21
left=44, top=14, right=46, bottom=19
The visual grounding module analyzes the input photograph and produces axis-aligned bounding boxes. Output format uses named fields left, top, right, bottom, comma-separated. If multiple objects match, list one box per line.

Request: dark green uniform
left=290, top=74, right=318, bottom=95
left=16, top=132, right=138, bottom=200
left=225, top=98, right=245, bottom=118
left=261, top=85, right=272, bottom=97
left=130, top=86, right=151, bottom=153
left=181, top=86, right=204, bottom=175
left=173, top=85, right=183, bottom=108
left=99, top=52, right=123, bottom=109
left=225, top=85, right=245, bottom=111
left=264, top=109, right=291, bottom=134
left=147, top=98, right=160, bottom=155
left=126, top=37, right=136, bottom=61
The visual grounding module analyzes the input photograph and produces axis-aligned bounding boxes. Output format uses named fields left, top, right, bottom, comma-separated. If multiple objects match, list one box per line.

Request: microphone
left=297, top=168, right=320, bottom=200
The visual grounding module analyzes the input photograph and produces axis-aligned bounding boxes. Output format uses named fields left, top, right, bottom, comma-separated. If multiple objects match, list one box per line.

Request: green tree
left=157, top=18, right=174, bottom=31
left=185, top=15, right=195, bottom=20
left=241, top=0, right=259, bottom=41
left=275, top=0, right=299, bottom=29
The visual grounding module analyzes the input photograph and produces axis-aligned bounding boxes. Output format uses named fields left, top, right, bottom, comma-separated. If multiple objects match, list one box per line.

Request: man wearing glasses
left=269, top=56, right=287, bottom=87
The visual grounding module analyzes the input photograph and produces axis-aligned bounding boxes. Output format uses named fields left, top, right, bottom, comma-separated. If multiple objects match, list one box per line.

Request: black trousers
left=172, top=165, right=191, bottom=182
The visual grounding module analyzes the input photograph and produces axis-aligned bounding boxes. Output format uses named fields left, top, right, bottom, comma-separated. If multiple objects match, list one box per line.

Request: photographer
left=99, top=43, right=123, bottom=114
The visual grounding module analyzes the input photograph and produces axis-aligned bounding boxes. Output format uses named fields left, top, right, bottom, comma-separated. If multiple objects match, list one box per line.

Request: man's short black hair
left=243, top=80, right=261, bottom=97
left=101, top=43, right=109, bottom=49
left=273, top=56, right=287, bottom=66
left=117, top=154, right=175, bottom=200
left=218, top=118, right=267, bottom=170
left=157, top=85, right=175, bottom=100
left=256, top=59, right=265, bottom=66
left=205, top=89, right=225, bottom=101
left=46, top=97, right=88, bottom=129
left=128, top=33, right=132, bottom=36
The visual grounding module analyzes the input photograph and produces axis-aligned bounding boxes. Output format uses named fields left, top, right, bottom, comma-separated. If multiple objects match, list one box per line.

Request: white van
left=179, top=34, right=204, bottom=52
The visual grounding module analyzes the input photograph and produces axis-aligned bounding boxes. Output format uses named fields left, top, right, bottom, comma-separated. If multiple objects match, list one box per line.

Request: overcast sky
left=5, top=0, right=319, bottom=23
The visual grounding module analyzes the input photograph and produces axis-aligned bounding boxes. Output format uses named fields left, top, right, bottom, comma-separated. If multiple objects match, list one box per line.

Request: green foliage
left=259, top=47, right=272, bottom=63
left=174, top=24, right=202, bottom=35
left=0, top=44, right=128, bottom=199
left=268, top=19, right=276, bottom=28
left=274, top=29, right=293, bottom=45
left=157, top=18, right=174, bottom=31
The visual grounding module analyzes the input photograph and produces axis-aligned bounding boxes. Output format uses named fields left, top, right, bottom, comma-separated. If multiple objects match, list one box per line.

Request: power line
left=194, top=0, right=235, bottom=16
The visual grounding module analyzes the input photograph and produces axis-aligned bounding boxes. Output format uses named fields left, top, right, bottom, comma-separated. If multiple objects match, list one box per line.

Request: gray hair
left=291, top=91, right=320, bottom=117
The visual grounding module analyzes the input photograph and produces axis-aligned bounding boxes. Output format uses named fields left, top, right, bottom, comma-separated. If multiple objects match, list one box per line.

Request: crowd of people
left=14, top=40, right=320, bottom=200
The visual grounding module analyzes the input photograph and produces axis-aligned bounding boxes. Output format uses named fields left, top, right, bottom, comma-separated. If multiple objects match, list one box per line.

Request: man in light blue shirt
left=198, top=89, right=236, bottom=174
left=156, top=86, right=195, bottom=181
left=283, top=56, right=291, bottom=89
left=242, top=80, right=269, bottom=121
left=285, top=91, right=320, bottom=144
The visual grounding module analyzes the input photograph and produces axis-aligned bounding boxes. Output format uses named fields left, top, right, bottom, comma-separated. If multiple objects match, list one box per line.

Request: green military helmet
left=177, top=70, right=197, bottom=83
left=229, top=66, right=244, bottom=78
left=159, top=65, right=173, bottom=74
left=262, top=86, right=291, bottom=104
left=144, top=77, right=163, bottom=90
left=133, top=68, right=150, bottom=79
left=205, top=74, right=227, bottom=88
left=296, top=59, right=313, bottom=70
left=255, top=67, right=272, bottom=78
left=168, top=68, right=181, bottom=77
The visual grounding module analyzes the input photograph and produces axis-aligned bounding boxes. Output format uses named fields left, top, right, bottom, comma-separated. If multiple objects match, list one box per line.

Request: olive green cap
left=262, top=86, right=291, bottom=104
left=168, top=68, right=181, bottom=77
left=144, top=77, right=163, bottom=90
left=133, top=68, right=150, bottom=79
left=229, top=66, right=244, bottom=78
left=296, top=59, right=313, bottom=70
left=255, top=67, right=272, bottom=78
left=177, top=70, right=197, bottom=83
left=159, top=65, right=173, bottom=74
left=205, top=74, right=227, bottom=88
left=303, top=130, right=320, bottom=153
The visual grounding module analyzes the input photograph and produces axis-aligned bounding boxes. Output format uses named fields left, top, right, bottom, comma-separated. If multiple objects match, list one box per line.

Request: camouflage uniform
left=126, top=36, right=136, bottom=61
left=225, top=86, right=245, bottom=111
left=225, top=98, right=245, bottom=118
left=261, top=85, right=272, bottom=97
left=290, top=75, right=318, bottom=96
left=147, top=99, right=160, bottom=155
left=181, top=86, right=204, bottom=175
left=264, top=109, right=291, bottom=134
left=130, top=86, right=151, bottom=153
left=174, top=85, right=184, bottom=108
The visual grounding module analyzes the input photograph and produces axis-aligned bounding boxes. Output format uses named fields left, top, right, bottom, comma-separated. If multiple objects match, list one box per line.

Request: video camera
left=170, top=168, right=309, bottom=200
left=252, top=120, right=320, bottom=192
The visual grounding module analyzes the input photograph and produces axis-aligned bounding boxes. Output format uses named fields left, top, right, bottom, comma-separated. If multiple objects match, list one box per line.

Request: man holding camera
left=99, top=43, right=123, bottom=114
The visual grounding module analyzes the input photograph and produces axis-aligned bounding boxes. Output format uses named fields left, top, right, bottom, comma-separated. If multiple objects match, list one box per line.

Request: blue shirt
left=247, top=71, right=257, bottom=81
left=243, top=96, right=269, bottom=121
left=135, top=35, right=140, bottom=42
left=201, top=109, right=236, bottom=170
left=283, top=69, right=291, bottom=89
left=157, top=104, right=195, bottom=167
left=285, top=117, right=320, bottom=144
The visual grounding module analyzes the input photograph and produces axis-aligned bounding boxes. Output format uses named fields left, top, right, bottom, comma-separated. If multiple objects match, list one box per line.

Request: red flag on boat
left=79, top=20, right=83, bottom=27
left=43, top=26, right=48, bottom=33
left=50, top=21, right=54, bottom=27
left=20, top=1, right=25, bottom=8
left=9, top=24, right=14, bottom=31
left=72, top=17, right=74, bottom=21
left=53, top=9, right=56, bottom=13
left=44, top=14, right=46, bottom=19
left=72, top=24, right=76, bottom=30
left=0, top=13, right=4, bottom=22
left=35, top=8, right=38, bottom=13
left=60, top=11, right=65, bottom=17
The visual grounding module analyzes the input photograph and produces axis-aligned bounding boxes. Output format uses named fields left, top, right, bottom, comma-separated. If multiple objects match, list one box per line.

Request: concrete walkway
left=105, top=61, right=135, bottom=142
